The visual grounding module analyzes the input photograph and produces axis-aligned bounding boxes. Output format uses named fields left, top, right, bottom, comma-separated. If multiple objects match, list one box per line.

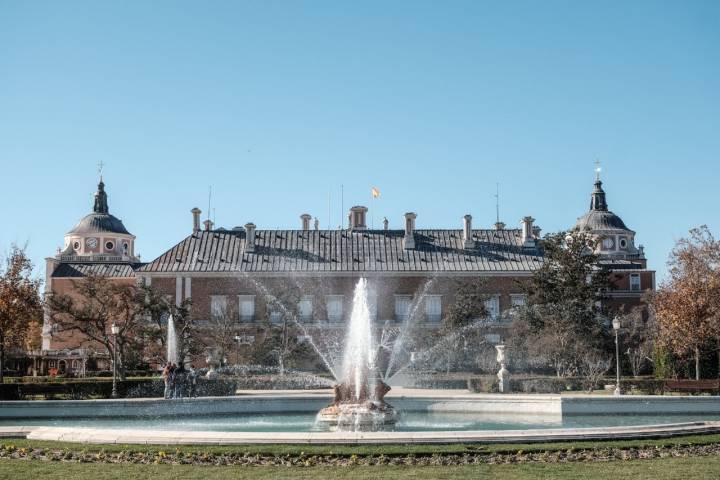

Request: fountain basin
left=3, top=391, right=720, bottom=444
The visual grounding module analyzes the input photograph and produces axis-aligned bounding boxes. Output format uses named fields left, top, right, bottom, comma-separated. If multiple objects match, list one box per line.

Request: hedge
left=0, top=378, right=238, bottom=400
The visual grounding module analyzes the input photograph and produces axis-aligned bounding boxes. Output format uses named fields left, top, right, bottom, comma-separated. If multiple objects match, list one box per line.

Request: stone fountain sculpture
left=317, top=279, right=396, bottom=430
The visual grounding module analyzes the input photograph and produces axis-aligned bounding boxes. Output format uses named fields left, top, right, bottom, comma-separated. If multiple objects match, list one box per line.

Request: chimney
left=403, top=212, right=417, bottom=249
left=520, top=216, right=535, bottom=248
left=462, top=214, right=475, bottom=249
left=313, top=217, right=319, bottom=230
left=349, top=206, right=368, bottom=230
left=301, top=214, right=312, bottom=231
left=191, top=208, right=202, bottom=233
left=203, top=219, right=214, bottom=231
left=244, top=223, right=256, bottom=253
left=383, top=217, right=389, bottom=231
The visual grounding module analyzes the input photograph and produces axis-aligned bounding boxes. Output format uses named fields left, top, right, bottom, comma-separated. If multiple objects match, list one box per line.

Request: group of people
left=161, top=362, right=197, bottom=399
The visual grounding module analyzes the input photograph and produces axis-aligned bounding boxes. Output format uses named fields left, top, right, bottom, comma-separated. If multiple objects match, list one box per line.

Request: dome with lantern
left=574, top=173, right=639, bottom=258
left=60, top=179, right=136, bottom=260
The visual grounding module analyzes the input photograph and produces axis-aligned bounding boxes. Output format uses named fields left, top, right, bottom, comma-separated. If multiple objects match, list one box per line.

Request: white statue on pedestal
left=205, top=348, right=221, bottom=379
left=495, top=344, right=510, bottom=393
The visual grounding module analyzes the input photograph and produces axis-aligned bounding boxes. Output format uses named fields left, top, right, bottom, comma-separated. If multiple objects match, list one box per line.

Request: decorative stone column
left=495, top=344, right=510, bottom=393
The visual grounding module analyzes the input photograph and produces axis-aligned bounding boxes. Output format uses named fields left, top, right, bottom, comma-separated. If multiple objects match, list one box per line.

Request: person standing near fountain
left=161, top=362, right=173, bottom=399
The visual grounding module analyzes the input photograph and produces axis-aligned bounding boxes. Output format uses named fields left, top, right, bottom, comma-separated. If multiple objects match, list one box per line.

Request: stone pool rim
left=3, top=391, right=720, bottom=444
left=2, top=421, right=720, bottom=445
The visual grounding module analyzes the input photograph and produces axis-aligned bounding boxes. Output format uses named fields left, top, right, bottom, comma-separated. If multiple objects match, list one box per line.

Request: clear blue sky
left=1, top=1, right=718, bottom=283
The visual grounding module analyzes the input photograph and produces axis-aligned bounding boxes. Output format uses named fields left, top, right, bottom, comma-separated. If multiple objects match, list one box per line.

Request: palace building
left=30, top=174, right=654, bottom=376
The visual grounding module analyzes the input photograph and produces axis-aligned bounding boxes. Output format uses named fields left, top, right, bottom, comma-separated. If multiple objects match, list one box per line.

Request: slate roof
left=575, top=210, right=630, bottom=232
left=52, top=263, right=139, bottom=278
left=67, top=213, right=132, bottom=236
left=137, top=229, right=544, bottom=274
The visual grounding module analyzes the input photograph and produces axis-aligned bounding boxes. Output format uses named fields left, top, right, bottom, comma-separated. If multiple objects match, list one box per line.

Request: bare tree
left=621, top=305, right=656, bottom=378
left=578, top=350, right=611, bottom=393
left=204, top=299, right=237, bottom=367
left=47, top=276, right=140, bottom=379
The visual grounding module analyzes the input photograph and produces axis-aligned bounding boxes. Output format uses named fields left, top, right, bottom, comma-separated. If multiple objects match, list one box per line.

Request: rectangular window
left=425, top=295, right=442, bottom=324
left=210, top=295, right=228, bottom=320
left=367, top=292, right=378, bottom=321
left=630, top=274, right=641, bottom=291
left=326, top=295, right=344, bottom=323
left=484, top=333, right=501, bottom=344
left=238, top=295, right=255, bottom=322
left=395, top=295, right=412, bottom=322
left=265, top=296, right=283, bottom=324
left=484, top=295, right=500, bottom=320
left=510, top=294, right=527, bottom=308
left=298, top=295, right=313, bottom=322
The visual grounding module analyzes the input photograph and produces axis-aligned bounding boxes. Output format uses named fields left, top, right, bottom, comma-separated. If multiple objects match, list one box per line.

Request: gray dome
left=575, top=210, right=628, bottom=232
left=66, top=180, right=131, bottom=236
left=574, top=178, right=631, bottom=232
left=67, top=213, right=131, bottom=235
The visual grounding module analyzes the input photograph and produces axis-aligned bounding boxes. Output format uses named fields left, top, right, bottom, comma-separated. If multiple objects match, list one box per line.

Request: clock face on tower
left=86, top=237, right=98, bottom=249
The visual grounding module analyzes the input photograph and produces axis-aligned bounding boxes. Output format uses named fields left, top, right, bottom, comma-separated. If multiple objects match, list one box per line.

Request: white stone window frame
left=238, top=295, right=256, bottom=323
left=484, top=295, right=501, bottom=321
left=394, top=294, right=413, bottom=322
left=298, top=295, right=314, bottom=323
left=210, top=295, right=229, bottom=321
left=326, top=295, right=344, bottom=323
left=424, top=295, right=442, bottom=324
left=630, top=273, right=641, bottom=291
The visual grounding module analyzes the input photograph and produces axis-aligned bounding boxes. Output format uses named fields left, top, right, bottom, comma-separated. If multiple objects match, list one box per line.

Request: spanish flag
left=371, top=186, right=380, bottom=198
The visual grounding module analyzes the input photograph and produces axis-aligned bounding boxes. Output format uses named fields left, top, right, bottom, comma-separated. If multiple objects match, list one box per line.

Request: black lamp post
left=612, top=316, right=622, bottom=396
left=111, top=322, right=119, bottom=398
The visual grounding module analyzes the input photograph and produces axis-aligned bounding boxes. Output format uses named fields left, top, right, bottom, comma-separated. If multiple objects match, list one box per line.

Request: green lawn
left=3, top=434, right=720, bottom=479
left=1, top=456, right=719, bottom=480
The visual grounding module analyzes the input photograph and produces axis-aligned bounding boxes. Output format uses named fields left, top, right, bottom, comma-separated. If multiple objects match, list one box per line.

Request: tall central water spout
left=341, top=278, right=376, bottom=401
left=317, top=278, right=396, bottom=430
left=166, top=315, right=179, bottom=365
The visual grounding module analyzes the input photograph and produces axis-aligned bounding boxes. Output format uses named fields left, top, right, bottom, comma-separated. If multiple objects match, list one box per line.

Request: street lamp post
left=111, top=322, right=119, bottom=398
left=612, top=316, right=622, bottom=396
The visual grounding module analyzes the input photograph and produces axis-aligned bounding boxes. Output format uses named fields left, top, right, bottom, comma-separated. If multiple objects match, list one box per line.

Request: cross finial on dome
left=97, top=160, right=106, bottom=181
left=594, top=159, right=601, bottom=182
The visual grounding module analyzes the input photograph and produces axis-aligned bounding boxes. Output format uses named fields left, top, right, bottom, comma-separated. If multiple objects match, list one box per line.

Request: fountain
left=166, top=314, right=179, bottom=365
left=316, top=278, right=397, bottom=430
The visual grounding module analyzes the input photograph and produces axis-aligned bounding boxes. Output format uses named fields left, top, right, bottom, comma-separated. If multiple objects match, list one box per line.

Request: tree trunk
left=695, top=347, right=701, bottom=381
